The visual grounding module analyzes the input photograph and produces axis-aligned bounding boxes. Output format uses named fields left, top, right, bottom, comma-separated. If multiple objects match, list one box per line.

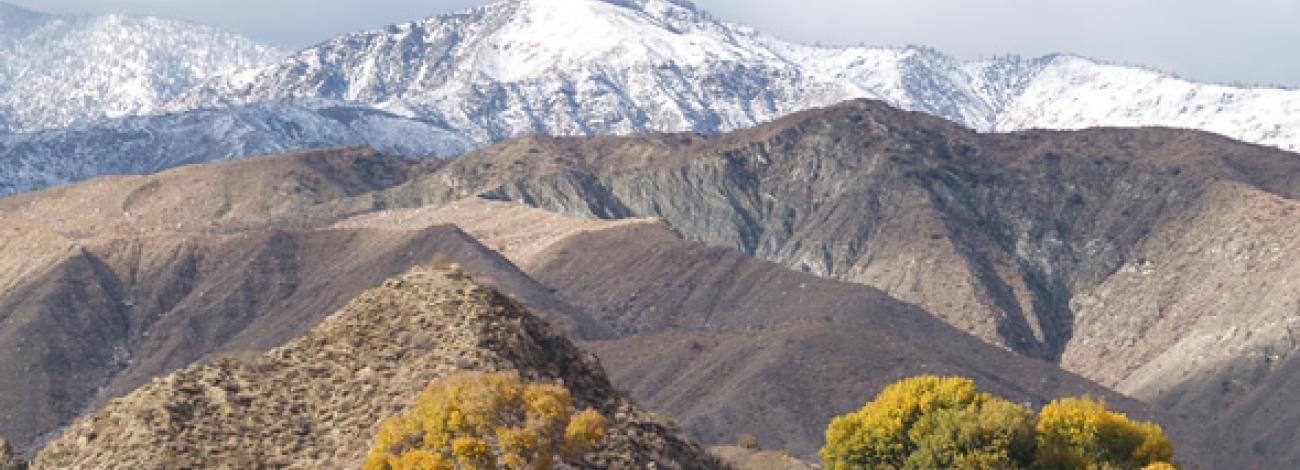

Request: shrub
left=1034, top=396, right=1173, bottom=470
left=737, top=434, right=760, bottom=450
left=822, top=376, right=1177, bottom=470
left=364, top=371, right=608, bottom=470
left=821, top=375, right=1035, bottom=470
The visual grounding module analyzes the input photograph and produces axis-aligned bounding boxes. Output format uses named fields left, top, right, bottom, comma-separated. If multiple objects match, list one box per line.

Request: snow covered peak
left=474, top=0, right=763, bottom=81
left=0, top=4, right=284, bottom=132
left=162, top=0, right=1300, bottom=153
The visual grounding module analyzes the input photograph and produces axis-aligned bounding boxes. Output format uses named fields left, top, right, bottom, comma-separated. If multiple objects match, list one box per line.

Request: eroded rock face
left=32, top=264, right=720, bottom=469
left=393, top=100, right=1299, bottom=366
left=377, top=99, right=1299, bottom=467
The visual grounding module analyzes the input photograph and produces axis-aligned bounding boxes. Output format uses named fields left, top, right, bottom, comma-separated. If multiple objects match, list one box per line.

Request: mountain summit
left=168, top=0, right=1300, bottom=152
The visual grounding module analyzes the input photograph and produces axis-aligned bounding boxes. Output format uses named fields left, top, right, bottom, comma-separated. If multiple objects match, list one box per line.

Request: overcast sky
left=10, top=0, right=1299, bottom=88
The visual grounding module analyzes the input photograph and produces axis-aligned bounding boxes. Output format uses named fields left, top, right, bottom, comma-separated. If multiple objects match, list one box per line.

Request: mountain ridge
left=166, top=0, right=1300, bottom=153
left=4, top=0, right=1300, bottom=199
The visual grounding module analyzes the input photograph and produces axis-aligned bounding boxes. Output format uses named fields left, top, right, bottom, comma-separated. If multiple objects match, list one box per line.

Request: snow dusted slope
left=0, top=101, right=473, bottom=196
left=167, top=0, right=854, bottom=142
left=990, top=55, right=1300, bottom=151
left=168, top=0, right=1300, bottom=153
left=0, top=2, right=283, bottom=132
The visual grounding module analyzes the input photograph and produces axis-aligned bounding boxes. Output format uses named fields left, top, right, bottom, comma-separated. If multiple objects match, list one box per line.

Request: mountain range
left=1, top=100, right=1295, bottom=468
left=3, top=0, right=1300, bottom=197
left=0, top=0, right=1298, bottom=468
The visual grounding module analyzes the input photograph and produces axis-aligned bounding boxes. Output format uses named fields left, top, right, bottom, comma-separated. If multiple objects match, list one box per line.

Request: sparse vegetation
left=822, top=376, right=1176, bottom=470
left=737, top=434, right=760, bottom=450
left=364, top=371, right=608, bottom=470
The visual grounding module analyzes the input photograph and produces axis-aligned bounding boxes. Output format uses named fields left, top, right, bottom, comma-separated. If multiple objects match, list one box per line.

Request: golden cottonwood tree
left=364, top=371, right=607, bottom=470
left=822, top=376, right=1178, bottom=470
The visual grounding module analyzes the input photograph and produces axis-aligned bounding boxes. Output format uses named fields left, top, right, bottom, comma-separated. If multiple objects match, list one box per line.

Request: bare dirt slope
left=0, top=146, right=439, bottom=237
left=385, top=100, right=1299, bottom=363
left=3, top=99, right=1297, bottom=467
left=335, top=197, right=661, bottom=269
left=0, top=148, right=611, bottom=454
left=710, top=446, right=818, bottom=470
left=338, top=200, right=1234, bottom=467
left=525, top=223, right=1231, bottom=466
left=0, top=224, right=609, bottom=453
left=371, top=99, right=1299, bottom=466
left=33, top=263, right=721, bottom=469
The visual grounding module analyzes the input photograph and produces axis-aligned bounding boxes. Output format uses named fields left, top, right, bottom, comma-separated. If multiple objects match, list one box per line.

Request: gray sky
left=10, top=0, right=1299, bottom=88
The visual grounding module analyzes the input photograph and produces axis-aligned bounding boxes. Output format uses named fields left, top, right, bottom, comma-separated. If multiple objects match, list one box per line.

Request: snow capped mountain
left=0, top=100, right=473, bottom=196
left=167, top=0, right=827, bottom=143
left=3, top=0, right=1298, bottom=198
left=989, top=55, right=1300, bottom=151
left=0, top=1, right=283, bottom=132
left=168, top=0, right=1300, bottom=153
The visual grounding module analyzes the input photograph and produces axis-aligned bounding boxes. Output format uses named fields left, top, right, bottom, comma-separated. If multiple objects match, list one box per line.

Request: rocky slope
left=170, top=0, right=1300, bottom=153
left=0, top=149, right=607, bottom=453
left=0, top=2, right=281, bottom=132
left=32, top=262, right=720, bottom=468
left=389, top=100, right=1299, bottom=358
left=374, top=99, right=1298, bottom=466
left=334, top=199, right=1230, bottom=466
left=1, top=105, right=1295, bottom=466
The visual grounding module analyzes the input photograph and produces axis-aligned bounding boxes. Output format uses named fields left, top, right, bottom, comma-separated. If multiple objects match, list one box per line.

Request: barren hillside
left=33, top=263, right=719, bottom=468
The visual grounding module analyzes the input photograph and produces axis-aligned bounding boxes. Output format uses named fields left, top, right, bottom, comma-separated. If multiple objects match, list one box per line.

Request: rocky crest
left=33, top=263, right=719, bottom=468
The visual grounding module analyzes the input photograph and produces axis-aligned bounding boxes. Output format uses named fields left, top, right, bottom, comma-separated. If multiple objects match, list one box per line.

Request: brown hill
left=0, top=148, right=615, bottom=454
left=336, top=200, right=1231, bottom=467
left=3, top=99, right=1297, bottom=467
left=0, top=223, right=613, bottom=454
left=0, top=146, right=438, bottom=237
left=371, top=99, right=1299, bottom=465
left=385, top=100, right=1298, bottom=361
left=522, top=221, right=1232, bottom=465
left=32, top=262, right=720, bottom=469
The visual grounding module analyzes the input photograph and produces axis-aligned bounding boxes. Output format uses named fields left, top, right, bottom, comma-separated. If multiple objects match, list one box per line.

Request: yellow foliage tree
left=364, top=371, right=608, bottom=470
left=822, top=376, right=1178, bottom=470
left=1034, top=396, right=1173, bottom=470
left=821, top=376, right=1036, bottom=470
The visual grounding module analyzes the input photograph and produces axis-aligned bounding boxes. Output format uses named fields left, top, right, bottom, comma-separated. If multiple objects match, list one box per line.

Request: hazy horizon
left=7, top=0, right=1299, bottom=88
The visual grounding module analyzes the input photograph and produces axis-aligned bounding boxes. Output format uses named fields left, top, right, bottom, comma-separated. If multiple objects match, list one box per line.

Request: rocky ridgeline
left=32, top=262, right=718, bottom=469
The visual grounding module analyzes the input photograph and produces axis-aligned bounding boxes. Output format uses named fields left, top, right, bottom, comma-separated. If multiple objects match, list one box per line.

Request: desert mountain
left=32, top=262, right=719, bottom=468
left=1, top=100, right=1295, bottom=467
left=0, top=2, right=281, bottom=133
left=339, top=200, right=1230, bottom=464
left=372, top=99, right=1298, bottom=466
left=0, top=149, right=611, bottom=453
